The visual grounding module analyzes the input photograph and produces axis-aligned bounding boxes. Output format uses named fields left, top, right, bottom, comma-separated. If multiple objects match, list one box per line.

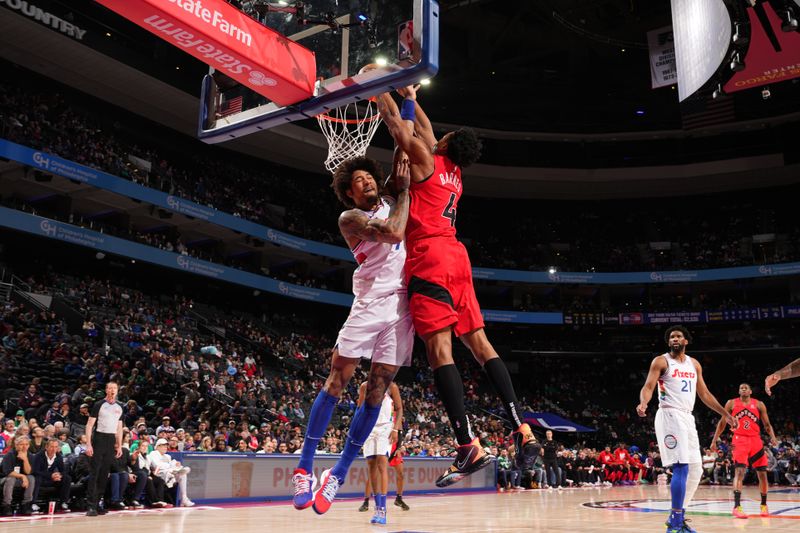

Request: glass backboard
left=198, top=0, right=438, bottom=143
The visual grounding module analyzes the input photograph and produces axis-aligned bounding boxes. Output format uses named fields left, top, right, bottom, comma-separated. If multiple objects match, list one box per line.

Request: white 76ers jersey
left=657, top=354, right=698, bottom=412
left=350, top=197, right=407, bottom=300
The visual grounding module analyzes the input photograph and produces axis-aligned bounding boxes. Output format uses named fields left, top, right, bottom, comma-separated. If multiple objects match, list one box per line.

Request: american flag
left=219, top=95, right=243, bottom=118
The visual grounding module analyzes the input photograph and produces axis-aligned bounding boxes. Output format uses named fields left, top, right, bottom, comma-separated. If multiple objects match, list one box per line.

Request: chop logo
left=32, top=152, right=50, bottom=169
left=650, top=272, right=663, bottom=281
left=671, top=368, right=695, bottom=379
left=39, top=220, right=57, bottom=237
left=248, top=71, right=277, bottom=87
left=758, top=265, right=773, bottom=275
left=176, top=256, right=191, bottom=269
left=278, top=283, right=289, bottom=295
left=266, top=229, right=277, bottom=241
left=166, top=195, right=180, bottom=209
left=548, top=272, right=561, bottom=282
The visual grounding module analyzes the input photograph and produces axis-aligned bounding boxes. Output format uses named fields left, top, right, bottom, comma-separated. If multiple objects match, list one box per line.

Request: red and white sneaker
left=312, top=469, right=343, bottom=515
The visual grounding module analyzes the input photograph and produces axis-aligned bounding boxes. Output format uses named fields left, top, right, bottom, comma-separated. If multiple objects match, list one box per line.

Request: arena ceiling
left=1, top=0, right=799, bottom=198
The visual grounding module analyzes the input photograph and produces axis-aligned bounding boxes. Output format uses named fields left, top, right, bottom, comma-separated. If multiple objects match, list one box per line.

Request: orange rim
left=316, top=111, right=381, bottom=125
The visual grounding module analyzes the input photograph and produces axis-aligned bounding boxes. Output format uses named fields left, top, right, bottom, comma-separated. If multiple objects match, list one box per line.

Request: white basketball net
left=316, top=100, right=383, bottom=174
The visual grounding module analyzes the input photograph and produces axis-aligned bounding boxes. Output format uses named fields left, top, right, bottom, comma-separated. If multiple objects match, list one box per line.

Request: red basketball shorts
left=732, top=433, right=767, bottom=469
left=405, top=238, right=484, bottom=338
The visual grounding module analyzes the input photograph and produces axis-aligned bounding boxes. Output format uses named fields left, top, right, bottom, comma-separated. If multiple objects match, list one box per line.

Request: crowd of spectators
left=2, top=76, right=799, bottom=276
left=0, top=264, right=798, bottom=515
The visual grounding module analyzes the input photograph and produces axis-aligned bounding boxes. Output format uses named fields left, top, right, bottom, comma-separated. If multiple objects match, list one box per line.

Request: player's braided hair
left=446, top=128, right=482, bottom=168
left=664, top=325, right=693, bottom=344
left=331, top=156, right=385, bottom=208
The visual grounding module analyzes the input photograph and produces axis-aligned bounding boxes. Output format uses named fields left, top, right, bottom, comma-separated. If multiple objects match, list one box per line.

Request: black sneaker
left=59, top=502, right=71, bottom=513
left=394, top=497, right=410, bottom=511
left=108, top=501, right=127, bottom=511
left=86, top=507, right=98, bottom=517
left=512, top=423, right=539, bottom=469
left=1, top=504, right=12, bottom=517
left=358, top=498, right=369, bottom=512
left=19, top=503, right=33, bottom=516
left=129, top=500, right=144, bottom=509
left=434, top=438, right=495, bottom=488
left=97, top=506, right=108, bottom=515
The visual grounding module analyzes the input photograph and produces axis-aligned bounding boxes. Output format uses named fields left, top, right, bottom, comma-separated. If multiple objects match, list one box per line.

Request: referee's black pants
left=88, top=432, right=116, bottom=507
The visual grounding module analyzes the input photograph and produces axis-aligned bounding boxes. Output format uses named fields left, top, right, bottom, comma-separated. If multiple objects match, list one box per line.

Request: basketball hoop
left=316, top=99, right=382, bottom=174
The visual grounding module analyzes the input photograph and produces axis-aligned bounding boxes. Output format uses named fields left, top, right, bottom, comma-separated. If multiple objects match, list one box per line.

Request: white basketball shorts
left=363, top=423, right=393, bottom=457
left=335, top=291, right=414, bottom=367
left=654, top=408, right=702, bottom=466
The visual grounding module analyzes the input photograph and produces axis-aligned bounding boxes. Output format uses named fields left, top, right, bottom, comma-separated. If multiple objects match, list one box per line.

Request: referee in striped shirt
left=85, top=381, right=124, bottom=516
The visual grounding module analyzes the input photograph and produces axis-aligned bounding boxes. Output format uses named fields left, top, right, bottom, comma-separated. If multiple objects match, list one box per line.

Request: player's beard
left=669, top=343, right=684, bottom=355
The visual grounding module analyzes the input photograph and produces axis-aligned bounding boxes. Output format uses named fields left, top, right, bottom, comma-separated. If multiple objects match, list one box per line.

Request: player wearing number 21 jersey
left=637, top=325, right=735, bottom=533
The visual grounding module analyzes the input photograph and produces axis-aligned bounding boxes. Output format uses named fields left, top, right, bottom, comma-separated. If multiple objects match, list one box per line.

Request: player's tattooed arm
left=338, top=169, right=410, bottom=245
left=765, top=357, right=800, bottom=396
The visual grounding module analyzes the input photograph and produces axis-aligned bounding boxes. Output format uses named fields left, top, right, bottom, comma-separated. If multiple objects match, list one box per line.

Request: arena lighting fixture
left=375, top=56, right=388, bottom=66
left=635, top=109, right=645, bottom=116
left=732, top=22, right=749, bottom=46
left=730, top=51, right=745, bottom=72
left=781, top=9, right=799, bottom=32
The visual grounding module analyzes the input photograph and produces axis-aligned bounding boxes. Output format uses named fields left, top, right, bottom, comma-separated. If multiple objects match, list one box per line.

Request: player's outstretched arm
left=636, top=356, right=666, bottom=417
left=765, top=357, right=800, bottom=396
left=338, top=159, right=411, bottom=245
left=757, top=400, right=779, bottom=447
left=397, top=84, right=437, bottom=149
left=375, top=92, right=434, bottom=179
left=694, top=360, right=737, bottom=429
left=710, top=399, right=733, bottom=452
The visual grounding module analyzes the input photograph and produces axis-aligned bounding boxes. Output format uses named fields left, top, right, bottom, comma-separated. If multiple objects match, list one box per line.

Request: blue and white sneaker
left=370, top=509, right=387, bottom=525
left=292, top=468, right=317, bottom=510
left=665, top=509, right=695, bottom=533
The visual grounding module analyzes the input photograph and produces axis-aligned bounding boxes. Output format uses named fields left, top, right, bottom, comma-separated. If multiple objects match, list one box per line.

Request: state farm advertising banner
left=95, top=0, right=316, bottom=105
left=647, top=26, right=677, bottom=88
left=179, top=454, right=495, bottom=501
left=724, top=2, right=800, bottom=93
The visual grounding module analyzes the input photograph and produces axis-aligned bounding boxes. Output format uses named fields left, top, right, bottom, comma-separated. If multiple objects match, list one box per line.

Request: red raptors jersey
left=732, top=397, right=761, bottom=437
left=406, top=154, right=461, bottom=246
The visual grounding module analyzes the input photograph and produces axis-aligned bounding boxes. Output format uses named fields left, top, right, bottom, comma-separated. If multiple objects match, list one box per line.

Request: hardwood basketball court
left=1, top=485, right=797, bottom=532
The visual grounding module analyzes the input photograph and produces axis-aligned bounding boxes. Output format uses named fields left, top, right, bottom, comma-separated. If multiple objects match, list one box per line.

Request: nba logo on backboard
left=398, top=20, right=414, bottom=61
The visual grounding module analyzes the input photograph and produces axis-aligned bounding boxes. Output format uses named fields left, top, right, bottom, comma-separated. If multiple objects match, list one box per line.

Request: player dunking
left=376, top=86, right=537, bottom=487
left=291, top=155, right=413, bottom=514
left=711, top=383, right=778, bottom=518
left=764, top=356, right=800, bottom=396
left=637, top=325, right=736, bottom=533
